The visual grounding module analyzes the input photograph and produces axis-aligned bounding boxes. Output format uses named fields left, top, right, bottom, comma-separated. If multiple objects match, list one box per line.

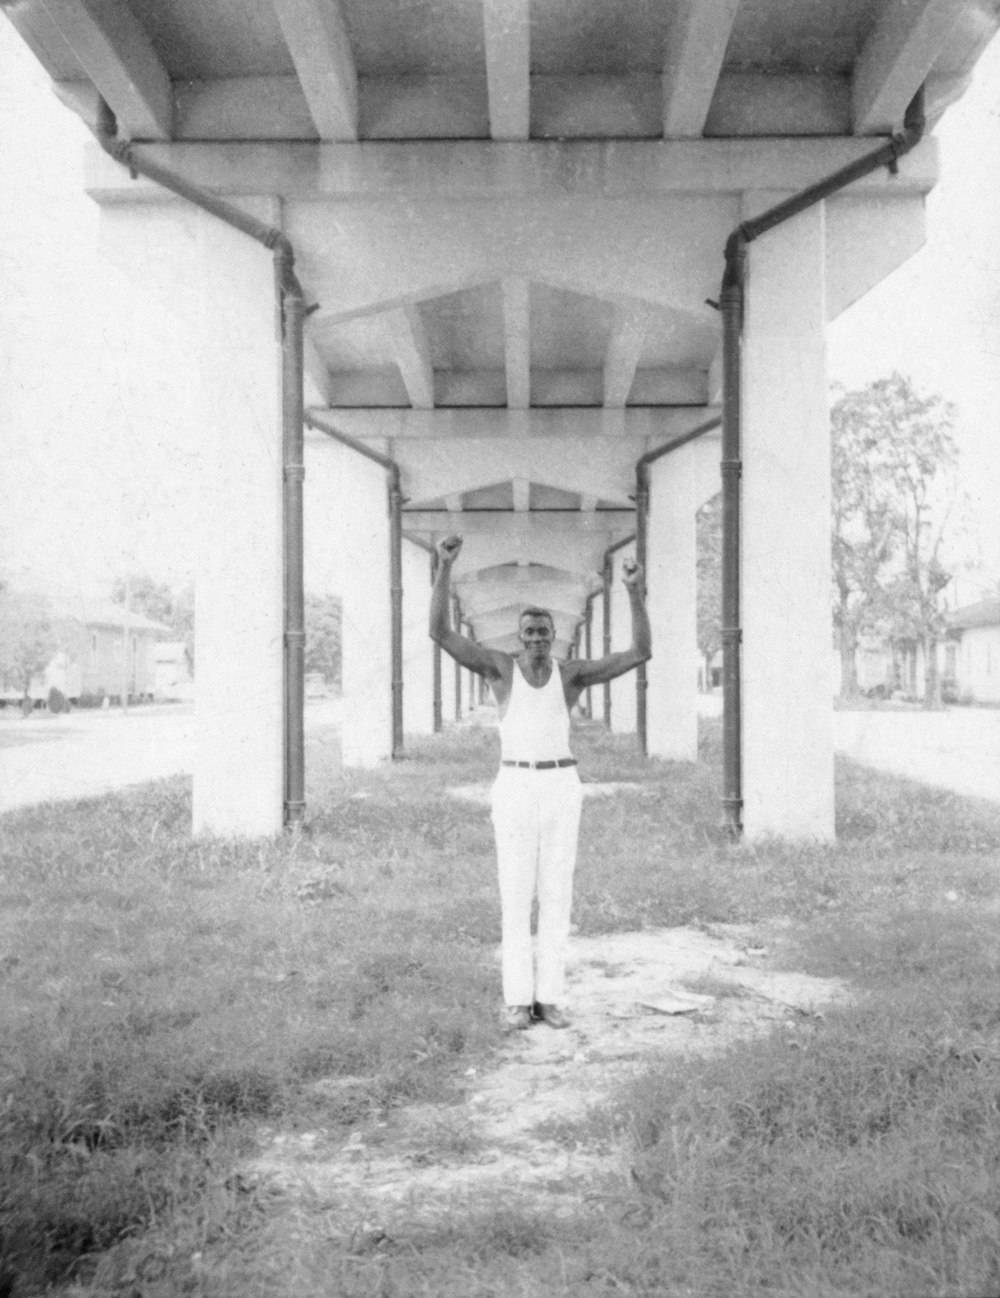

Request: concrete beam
left=272, top=0, right=359, bottom=140
left=603, top=302, right=652, bottom=407
left=482, top=0, right=530, bottom=140
left=393, top=436, right=643, bottom=507
left=661, top=0, right=740, bottom=138
left=5, top=6, right=85, bottom=82
left=501, top=277, right=531, bottom=409
left=303, top=333, right=332, bottom=407
left=383, top=306, right=435, bottom=409
left=44, top=0, right=172, bottom=139
left=84, top=138, right=940, bottom=205
left=311, top=278, right=491, bottom=332
left=853, top=0, right=958, bottom=134
left=305, top=406, right=716, bottom=443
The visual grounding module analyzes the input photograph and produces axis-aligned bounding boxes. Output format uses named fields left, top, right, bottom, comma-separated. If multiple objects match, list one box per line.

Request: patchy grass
left=3, top=716, right=1000, bottom=1294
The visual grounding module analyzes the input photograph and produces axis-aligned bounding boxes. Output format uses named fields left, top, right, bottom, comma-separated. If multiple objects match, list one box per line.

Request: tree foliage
left=831, top=373, right=958, bottom=705
left=0, top=589, right=57, bottom=693
left=112, top=572, right=194, bottom=668
left=304, top=592, right=342, bottom=685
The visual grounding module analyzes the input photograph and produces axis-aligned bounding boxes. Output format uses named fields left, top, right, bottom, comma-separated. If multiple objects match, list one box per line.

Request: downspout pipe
left=304, top=412, right=405, bottom=758
left=600, top=532, right=637, bottom=729
left=633, top=415, right=722, bottom=755
left=90, top=100, right=308, bottom=827
left=718, top=87, right=925, bottom=837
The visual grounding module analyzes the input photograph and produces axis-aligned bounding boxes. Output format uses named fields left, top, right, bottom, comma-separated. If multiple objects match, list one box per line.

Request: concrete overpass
left=5, top=0, right=998, bottom=839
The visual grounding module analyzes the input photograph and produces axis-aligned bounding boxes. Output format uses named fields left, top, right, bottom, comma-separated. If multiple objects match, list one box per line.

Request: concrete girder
left=501, top=277, right=531, bottom=409
left=483, top=0, right=530, bottom=141
left=603, top=301, right=654, bottom=408
left=40, top=0, right=172, bottom=140
left=382, top=306, right=435, bottom=408
left=455, top=578, right=594, bottom=620
left=402, top=513, right=635, bottom=580
left=308, top=406, right=715, bottom=443
left=272, top=0, right=358, bottom=141
left=83, top=137, right=942, bottom=206
left=661, top=0, right=741, bottom=138
left=59, top=73, right=952, bottom=143
left=303, top=332, right=332, bottom=406
left=393, top=436, right=645, bottom=509
left=853, top=0, right=959, bottom=135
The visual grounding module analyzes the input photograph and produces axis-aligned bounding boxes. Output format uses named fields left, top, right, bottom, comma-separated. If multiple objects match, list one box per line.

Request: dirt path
left=249, top=925, right=847, bottom=1233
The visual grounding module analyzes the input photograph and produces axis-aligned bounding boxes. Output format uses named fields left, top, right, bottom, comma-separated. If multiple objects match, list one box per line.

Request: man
left=430, top=534, right=651, bottom=1031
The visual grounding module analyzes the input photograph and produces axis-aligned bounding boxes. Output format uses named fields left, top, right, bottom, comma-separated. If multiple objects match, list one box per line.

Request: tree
left=696, top=493, right=722, bottom=689
left=111, top=572, right=174, bottom=625
left=304, top=592, right=342, bottom=686
left=0, top=589, right=57, bottom=695
left=831, top=373, right=958, bottom=706
left=112, top=572, right=195, bottom=668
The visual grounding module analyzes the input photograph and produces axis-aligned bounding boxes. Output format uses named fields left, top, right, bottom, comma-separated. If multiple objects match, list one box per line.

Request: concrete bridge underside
left=7, top=0, right=998, bottom=839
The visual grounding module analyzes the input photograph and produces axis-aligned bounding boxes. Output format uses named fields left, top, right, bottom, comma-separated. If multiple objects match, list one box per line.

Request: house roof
left=946, top=598, right=1000, bottom=631
left=50, top=595, right=173, bottom=636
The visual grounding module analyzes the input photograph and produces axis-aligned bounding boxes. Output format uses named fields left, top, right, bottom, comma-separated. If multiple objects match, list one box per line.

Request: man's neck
left=518, top=652, right=553, bottom=683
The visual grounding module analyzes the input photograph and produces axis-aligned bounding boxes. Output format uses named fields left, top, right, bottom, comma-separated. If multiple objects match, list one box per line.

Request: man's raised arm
left=568, top=559, right=651, bottom=688
left=430, top=535, right=504, bottom=678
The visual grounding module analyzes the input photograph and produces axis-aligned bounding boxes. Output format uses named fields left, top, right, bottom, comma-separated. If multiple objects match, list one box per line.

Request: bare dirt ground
left=249, top=925, right=847, bottom=1232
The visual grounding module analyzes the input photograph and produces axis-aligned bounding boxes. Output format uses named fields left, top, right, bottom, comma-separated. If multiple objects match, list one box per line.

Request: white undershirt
left=497, top=663, right=572, bottom=762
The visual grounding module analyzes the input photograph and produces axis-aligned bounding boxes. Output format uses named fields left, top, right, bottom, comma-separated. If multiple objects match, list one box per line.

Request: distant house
left=154, top=640, right=194, bottom=701
left=945, top=598, right=1000, bottom=704
left=1, top=597, right=173, bottom=706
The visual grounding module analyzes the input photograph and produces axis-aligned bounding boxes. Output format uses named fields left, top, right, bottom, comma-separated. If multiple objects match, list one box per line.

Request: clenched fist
left=437, top=534, right=463, bottom=565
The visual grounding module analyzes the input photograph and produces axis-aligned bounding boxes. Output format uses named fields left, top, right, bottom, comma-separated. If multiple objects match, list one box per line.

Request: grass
left=2, top=716, right=1000, bottom=1294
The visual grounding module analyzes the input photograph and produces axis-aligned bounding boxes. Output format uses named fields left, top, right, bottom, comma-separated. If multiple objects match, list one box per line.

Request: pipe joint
left=284, top=465, right=305, bottom=483
left=720, top=458, right=742, bottom=477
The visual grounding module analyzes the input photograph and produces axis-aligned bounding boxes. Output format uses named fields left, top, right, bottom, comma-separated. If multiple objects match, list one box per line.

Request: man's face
left=519, top=615, right=554, bottom=661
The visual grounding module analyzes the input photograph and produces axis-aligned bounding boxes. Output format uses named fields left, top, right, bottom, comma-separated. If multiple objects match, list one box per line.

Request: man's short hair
left=519, top=605, right=554, bottom=629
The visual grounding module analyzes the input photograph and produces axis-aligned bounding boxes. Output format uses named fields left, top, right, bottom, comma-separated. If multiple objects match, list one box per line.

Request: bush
left=47, top=686, right=67, bottom=714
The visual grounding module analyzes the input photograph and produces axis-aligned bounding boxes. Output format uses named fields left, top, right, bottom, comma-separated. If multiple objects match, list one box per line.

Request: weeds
left=3, top=718, right=1000, bottom=1293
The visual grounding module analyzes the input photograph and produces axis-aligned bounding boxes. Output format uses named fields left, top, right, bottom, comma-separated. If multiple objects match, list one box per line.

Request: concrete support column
left=192, top=202, right=285, bottom=836
left=403, top=540, right=435, bottom=735
left=337, top=449, right=392, bottom=766
left=741, top=198, right=834, bottom=840
left=646, top=448, right=696, bottom=760
left=609, top=547, right=637, bottom=734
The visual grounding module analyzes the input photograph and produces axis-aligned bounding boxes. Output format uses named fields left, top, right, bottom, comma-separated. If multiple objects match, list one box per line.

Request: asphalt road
left=2, top=698, right=998, bottom=815
left=0, top=699, right=341, bottom=815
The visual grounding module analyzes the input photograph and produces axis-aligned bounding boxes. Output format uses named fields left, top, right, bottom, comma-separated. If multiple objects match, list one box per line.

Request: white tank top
left=497, top=663, right=572, bottom=763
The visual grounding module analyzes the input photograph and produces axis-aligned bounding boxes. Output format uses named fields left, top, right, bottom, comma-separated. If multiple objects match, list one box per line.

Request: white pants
left=490, top=766, right=583, bottom=1006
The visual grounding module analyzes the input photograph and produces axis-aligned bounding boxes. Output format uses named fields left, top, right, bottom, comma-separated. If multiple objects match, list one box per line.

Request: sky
left=0, top=18, right=998, bottom=601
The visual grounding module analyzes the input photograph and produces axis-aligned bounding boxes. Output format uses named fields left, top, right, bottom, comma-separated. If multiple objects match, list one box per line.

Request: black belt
left=501, top=759, right=577, bottom=770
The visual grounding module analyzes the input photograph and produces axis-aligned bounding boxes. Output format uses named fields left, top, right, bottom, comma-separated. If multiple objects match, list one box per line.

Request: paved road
left=0, top=700, right=341, bottom=814
left=832, top=707, right=1000, bottom=804
left=3, top=698, right=998, bottom=814
left=699, top=694, right=1000, bottom=804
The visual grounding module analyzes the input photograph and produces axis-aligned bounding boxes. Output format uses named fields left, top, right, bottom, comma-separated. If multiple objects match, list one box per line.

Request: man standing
left=430, top=534, right=651, bottom=1030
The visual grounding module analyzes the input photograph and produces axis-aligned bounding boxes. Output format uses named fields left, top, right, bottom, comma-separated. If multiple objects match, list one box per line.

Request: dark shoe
left=502, top=1005, right=532, bottom=1031
left=533, top=1002, right=571, bottom=1029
